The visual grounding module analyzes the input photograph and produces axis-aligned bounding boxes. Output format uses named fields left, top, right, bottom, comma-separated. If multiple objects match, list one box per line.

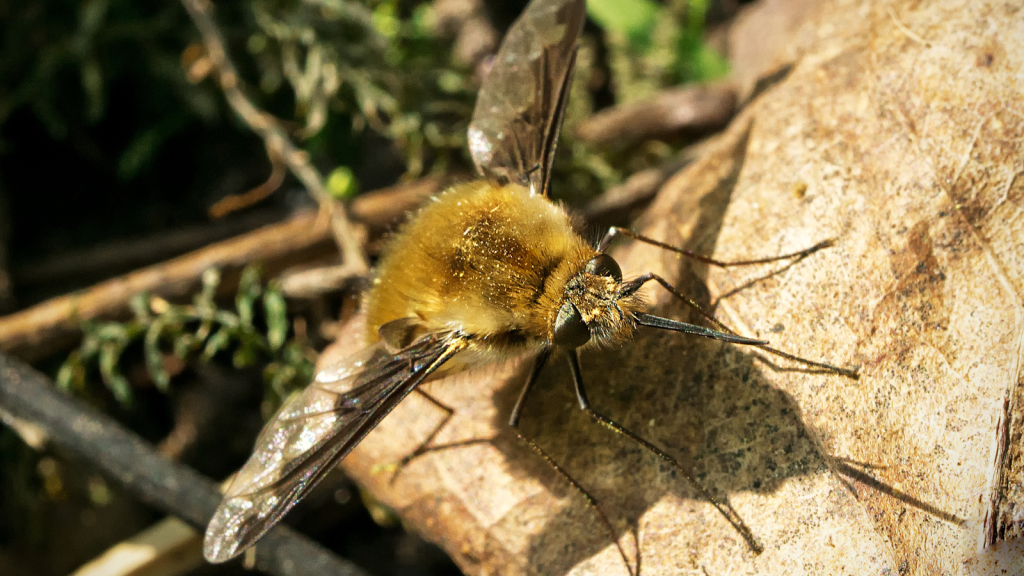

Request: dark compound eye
left=553, top=300, right=591, bottom=349
left=585, top=254, right=622, bottom=282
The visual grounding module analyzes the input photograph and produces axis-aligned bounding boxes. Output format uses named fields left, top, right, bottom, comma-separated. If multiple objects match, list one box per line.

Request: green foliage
left=549, top=0, right=732, bottom=201
left=246, top=0, right=476, bottom=177
left=592, top=0, right=730, bottom=104
left=0, top=1, right=220, bottom=161
left=13, top=0, right=736, bottom=402
left=674, top=0, right=730, bottom=83
left=0, top=0, right=730, bottom=211
left=0, top=0, right=472, bottom=185
left=57, top=266, right=314, bottom=409
left=586, top=0, right=660, bottom=52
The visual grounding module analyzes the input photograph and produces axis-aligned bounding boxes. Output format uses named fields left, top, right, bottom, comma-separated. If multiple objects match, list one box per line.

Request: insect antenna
left=598, top=227, right=834, bottom=266
left=613, top=238, right=860, bottom=379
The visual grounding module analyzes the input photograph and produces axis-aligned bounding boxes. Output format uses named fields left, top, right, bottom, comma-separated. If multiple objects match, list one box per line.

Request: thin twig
left=72, top=517, right=202, bottom=576
left=0, top=212, right=334, bottom=362
left=12, top=209, right=285, bottom=288
left=180, top=0, right=368, bottom=275
left=574, top=83, right=737, bottom=148
left=582, top=152, right=700, bottom=223
left=0, top=352, right=369, bottom=576
left=0, top=177, right=444, bottom=363
left=208, top=152, right=287, bottom=219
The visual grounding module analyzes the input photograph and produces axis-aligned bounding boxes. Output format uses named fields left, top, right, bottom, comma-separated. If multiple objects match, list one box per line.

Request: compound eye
left=553, top=300, right=591, bottom=349
left=585, top=254, right=622, bottom=282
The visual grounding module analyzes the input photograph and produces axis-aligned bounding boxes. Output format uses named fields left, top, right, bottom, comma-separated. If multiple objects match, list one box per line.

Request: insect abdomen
left=365, top=181, right=594, bottom=348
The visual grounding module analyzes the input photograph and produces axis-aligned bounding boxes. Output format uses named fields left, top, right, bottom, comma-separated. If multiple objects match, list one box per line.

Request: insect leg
left=621, top=273, right=859, bottom=379
left=390, top=389, right=491, bottom=483
left=597, top=226, right=833, bottom=267
left=510, top=347, right=551, bottom=426
left=511, top=348, right=636, bottom=576
left=565, top=349, right=765, bottom=555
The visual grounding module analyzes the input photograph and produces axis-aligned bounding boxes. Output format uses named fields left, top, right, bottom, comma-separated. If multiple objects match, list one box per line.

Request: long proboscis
left=633, top=312, right=768, bottom=345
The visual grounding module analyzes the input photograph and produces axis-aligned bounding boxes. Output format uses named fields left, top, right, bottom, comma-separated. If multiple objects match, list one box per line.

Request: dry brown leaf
left=726, top=0, right=823, bottom=100
left=318, top=0, right=1024, bottom=573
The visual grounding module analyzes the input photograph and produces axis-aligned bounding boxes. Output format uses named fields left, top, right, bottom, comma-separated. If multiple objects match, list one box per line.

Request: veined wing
left=203, top=333, right=466, bottom=563
left=467, top=0, right=586, bottom=197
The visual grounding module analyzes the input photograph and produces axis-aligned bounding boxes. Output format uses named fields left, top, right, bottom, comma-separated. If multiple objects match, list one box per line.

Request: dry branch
left=0, top=177, right=443, bottom=363
left=71, top=517, right=202, bottom=576
left=581, top=147, right=711, bottom=225
left=574, top=83, right=737, bottom=148
left=12, top=209, right=285, bottom=288
left=0, top=212, right=332, bottom=362
left=0, top=352, right=368, bottom=576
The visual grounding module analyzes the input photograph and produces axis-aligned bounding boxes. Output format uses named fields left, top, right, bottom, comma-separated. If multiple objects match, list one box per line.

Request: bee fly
left=203, top=0, right=858, bottom=569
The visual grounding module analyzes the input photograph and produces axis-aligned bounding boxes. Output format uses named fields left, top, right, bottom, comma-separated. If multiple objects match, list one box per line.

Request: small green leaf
left=673, top=0, right=730, bottom=83
left=326, top=166, right=359, bottom=199
left=199, top=268, right=221, bottom=309
left=264, top=286, right=288, bottom=351
left=409, top=3, right=436, bottom=38
left=95, top=323, right=130, bottom=344
left=99, top=343, right=132, bottom=404
left=144, top=322, right=170, bottom=391
left=266, top=362, right=296, bottom=401
left=372, top=0, right=399, bottom=40
left=236, top=266, right=262, bottom=328
left=116, top=126, right=160, bottom=180
left=117, top=115, right=188, bottom=181
left=56, top=354, right=82, bottom=392
left=174, top=333, right=197, bottom=358
left=78, top=331, right=102, bottom=358
left=80, top=57, right=105, bottom=124
left=203, top=328, right=232, bottom=361
left=79, top=0, right=112, bottom=35
left=247, top=33, right=268, bottom=55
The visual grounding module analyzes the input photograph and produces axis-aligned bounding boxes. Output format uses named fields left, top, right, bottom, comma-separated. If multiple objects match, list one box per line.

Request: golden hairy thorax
left=365, top=180, right=597, bottom=354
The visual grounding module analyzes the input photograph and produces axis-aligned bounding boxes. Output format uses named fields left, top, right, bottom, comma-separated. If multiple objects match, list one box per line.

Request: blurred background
left=0, top=0, right=787, bottom=573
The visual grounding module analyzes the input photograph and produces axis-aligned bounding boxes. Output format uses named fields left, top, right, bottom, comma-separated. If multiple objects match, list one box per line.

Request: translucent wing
left=467, top=0, right=586, bottom=197
left=203, top=334, right=465, bottom=562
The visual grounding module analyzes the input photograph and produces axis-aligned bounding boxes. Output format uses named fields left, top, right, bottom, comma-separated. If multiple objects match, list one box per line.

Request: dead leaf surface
left=318, top=0, right=1024, bottom=574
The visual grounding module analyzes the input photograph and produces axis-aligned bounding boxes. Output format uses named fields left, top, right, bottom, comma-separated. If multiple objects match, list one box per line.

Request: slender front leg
left=565, top=349, right=764, bottom=554
left=510, top=347, right=635, bottom=575
left=509, top=347, right=552, bottom=427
